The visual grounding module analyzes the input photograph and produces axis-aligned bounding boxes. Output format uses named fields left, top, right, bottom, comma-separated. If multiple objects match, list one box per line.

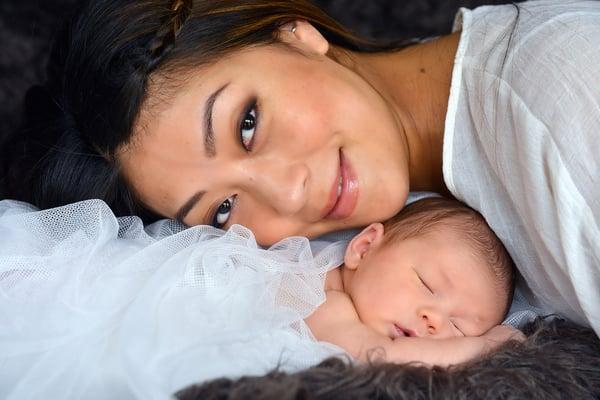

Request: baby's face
left=344, top=224, right=506, bottom=339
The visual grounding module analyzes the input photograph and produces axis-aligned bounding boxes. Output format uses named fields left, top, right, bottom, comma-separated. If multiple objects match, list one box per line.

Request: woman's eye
left=212, top=196, right=235, bottom=228
left=240, top=103, right=257, bottom=150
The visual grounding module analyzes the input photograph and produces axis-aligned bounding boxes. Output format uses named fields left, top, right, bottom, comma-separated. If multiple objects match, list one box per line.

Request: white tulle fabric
left=0, top=199, right=347, bottom=400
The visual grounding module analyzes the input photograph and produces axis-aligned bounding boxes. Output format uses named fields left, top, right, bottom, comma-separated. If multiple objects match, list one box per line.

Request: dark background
left=0, top=0, right=510, bottom=175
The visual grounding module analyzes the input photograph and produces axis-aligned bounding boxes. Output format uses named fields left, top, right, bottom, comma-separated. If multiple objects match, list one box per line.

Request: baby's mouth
left=394, top=324, right=417, bottom=338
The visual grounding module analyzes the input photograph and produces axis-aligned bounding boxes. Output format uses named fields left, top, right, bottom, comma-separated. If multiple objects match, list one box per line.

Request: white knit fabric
left=0, top=199, right=346, bottom=400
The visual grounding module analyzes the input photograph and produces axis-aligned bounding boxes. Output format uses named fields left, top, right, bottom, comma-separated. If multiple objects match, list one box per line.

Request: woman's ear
left=344, top=223, right=385, bottom=270
left=277, top=20, right=329, bottom=56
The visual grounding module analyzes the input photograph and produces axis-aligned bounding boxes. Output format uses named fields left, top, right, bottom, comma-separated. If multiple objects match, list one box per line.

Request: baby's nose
left=419, top=308, right=454, bottom=339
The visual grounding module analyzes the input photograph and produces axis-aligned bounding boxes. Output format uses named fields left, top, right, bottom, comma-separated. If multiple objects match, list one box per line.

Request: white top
left=444, top=0, right=600, bottom=335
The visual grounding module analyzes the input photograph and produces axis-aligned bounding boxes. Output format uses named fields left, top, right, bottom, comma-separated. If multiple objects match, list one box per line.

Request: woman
left=5, top=0, right=599, bottom=333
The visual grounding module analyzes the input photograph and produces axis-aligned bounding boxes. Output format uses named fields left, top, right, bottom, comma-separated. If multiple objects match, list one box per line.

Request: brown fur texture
left=176, top=318, right=600, bottom=400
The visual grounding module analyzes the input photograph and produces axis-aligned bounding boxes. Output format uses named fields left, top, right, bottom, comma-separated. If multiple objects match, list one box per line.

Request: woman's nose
left=243, top=159, right=309, bottom=215
left=418, top=307, right=452, bottom=338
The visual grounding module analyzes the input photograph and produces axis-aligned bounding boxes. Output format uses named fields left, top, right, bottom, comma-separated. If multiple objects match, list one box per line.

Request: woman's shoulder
left=455, top=0, right=600, bottom=63
left=446, top=0, right=600, bottom=183
left=456, top=0, right=600, bottom=34
left=452, top=0, right=600, bottom=126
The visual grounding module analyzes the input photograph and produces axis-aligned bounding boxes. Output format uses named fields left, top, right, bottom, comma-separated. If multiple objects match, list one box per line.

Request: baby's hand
left=377, top=325, right=526, bottom=366
left=481, top=324, right=526, bottom=351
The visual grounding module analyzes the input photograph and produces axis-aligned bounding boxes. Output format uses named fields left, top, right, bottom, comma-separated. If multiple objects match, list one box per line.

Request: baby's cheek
left=493, top=296, right=511, bottom=325
left=351, top=288, right=383, bottom=321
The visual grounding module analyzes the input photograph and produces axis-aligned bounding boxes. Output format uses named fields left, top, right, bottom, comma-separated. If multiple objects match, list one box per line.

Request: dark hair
left=4, top=0, right=406, bottom=221
left=176, top=317, right=600, bottom=400
left=383, top=197, right=516, bottom=315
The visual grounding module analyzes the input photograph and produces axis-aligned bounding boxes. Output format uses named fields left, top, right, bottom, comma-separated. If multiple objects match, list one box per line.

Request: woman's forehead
left=136, top=44, right=298, bottom=128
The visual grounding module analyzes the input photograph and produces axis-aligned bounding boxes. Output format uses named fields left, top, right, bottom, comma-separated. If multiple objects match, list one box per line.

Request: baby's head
left=342, top=197, right=515, bottom=339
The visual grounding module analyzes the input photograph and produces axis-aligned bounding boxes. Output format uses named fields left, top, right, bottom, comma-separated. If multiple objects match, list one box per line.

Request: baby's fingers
left=505, top=326, right=526, bottom=342
left=484, top=325, right=525, bottom=344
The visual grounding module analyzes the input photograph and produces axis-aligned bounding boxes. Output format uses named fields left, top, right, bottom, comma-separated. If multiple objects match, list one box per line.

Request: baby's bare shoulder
left=304, top=290, right=360, bottom=339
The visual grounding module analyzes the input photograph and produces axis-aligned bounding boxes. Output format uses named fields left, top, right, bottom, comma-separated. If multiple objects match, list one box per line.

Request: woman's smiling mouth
left=322, top=149, right=359, bottom=220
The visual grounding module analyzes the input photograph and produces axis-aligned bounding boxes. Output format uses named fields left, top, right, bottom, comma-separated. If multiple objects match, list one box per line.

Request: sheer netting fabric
left=0, top=199, right=347, bottom=400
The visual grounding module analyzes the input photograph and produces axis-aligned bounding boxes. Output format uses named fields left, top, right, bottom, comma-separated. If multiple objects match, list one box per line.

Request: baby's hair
left=382, top=197, right=515, bottom=315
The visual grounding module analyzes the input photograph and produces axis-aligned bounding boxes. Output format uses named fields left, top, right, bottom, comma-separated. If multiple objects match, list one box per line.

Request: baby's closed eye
left=450, top=319, right=465, bottom=336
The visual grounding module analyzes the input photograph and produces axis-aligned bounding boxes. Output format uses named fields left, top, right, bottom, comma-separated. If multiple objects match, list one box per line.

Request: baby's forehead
left=387, top=223, right=496, bottom=277
left=384, top=219, right=469, bottom=249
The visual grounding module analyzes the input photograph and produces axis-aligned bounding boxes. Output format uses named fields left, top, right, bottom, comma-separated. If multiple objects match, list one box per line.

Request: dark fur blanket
left=178, top=318, right=600, bottom=400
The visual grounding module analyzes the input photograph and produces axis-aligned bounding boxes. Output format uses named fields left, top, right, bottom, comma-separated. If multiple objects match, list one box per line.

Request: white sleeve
left=444, top=0, right=600, bottom=335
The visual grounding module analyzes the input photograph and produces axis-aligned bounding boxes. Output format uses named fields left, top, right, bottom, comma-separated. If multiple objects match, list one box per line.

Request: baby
left=306, top=197, right=523, bottom=366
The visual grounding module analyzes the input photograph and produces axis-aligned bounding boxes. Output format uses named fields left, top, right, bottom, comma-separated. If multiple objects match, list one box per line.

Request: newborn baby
left=306, top=197, right=524, bottom=366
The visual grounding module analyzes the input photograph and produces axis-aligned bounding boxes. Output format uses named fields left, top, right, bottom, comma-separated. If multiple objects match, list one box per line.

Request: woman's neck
left=343, top=32, right=461, bottom=195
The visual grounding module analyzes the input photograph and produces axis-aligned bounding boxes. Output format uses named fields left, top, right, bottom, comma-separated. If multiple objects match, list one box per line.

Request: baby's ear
left=344, top=223, right=384, bottom=269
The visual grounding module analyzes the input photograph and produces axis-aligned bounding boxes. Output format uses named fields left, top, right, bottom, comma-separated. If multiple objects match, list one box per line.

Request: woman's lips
left=322, top=149, right=359, bottom=220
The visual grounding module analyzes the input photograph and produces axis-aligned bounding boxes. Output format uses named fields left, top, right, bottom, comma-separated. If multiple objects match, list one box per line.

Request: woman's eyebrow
left=175, top=190, right=206, bottom=223
left=175, top=82, right=230, bottom=224
left=203, top=82, right=230, bottom=158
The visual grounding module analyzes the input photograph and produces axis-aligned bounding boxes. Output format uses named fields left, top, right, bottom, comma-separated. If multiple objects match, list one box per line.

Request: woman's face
left=118, top=23, right=410, bottom=245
